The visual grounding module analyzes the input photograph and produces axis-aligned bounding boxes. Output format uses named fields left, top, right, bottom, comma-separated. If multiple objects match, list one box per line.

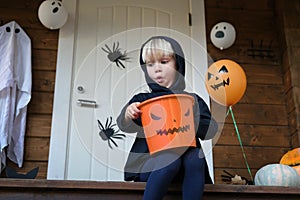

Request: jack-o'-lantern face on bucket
left=205, top=59, right=247, bottom=106
left=138, top=94, right=196, bottom=154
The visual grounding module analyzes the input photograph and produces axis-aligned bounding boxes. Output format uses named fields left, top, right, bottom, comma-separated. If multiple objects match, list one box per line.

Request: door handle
left=77, top=99, right=97, bottom=107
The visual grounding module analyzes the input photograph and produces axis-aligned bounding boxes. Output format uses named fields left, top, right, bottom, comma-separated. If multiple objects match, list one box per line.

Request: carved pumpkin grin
left=210, top=77, right=230, bottom=90
left=156, top=124, right=190, bottom=135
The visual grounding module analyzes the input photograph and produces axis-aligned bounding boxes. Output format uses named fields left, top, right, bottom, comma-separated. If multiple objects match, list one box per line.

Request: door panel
left=48, top=0, right=213, bottom=182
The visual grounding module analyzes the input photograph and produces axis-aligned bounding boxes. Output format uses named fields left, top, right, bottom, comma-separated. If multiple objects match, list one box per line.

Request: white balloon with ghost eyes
left=38, top=0, right=68, bottom=30
left=210, top=22, right=236, bottom=50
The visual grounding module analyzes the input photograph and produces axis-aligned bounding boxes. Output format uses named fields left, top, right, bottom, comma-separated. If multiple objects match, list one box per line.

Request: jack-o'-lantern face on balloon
left=205, top=59, right=247, bottom=106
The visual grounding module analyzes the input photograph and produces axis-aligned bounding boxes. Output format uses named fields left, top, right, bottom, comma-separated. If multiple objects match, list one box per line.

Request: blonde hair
left=142, top=38, right=174, bottom=62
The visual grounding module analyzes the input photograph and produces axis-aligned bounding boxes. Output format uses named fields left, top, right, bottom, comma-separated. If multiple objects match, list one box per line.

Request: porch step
left=0, top=179, right=300, bottom=199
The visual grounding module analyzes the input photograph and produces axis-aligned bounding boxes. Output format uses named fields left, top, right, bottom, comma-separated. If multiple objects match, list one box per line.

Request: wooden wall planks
left=205, top=0, right=291, bottom=183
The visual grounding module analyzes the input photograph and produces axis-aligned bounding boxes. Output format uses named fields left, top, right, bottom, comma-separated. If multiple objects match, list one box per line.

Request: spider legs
left=116, top=60, right=126, bottom=69
left=107, top=134, right=126, bottom=149
left=97, top=120, right=105, bottom=131
left=108, top=138, right=118, bottom=149
left=105, top=117, right=113, bottom=129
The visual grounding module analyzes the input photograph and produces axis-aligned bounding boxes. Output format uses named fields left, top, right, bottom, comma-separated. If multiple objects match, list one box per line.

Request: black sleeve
left=116, top=96, right=143, bottom=133
left=193, top=94, right=218, bottom=140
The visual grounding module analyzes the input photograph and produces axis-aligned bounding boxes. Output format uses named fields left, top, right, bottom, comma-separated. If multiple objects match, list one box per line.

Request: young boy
left=117, top=36, right=218, bottom=200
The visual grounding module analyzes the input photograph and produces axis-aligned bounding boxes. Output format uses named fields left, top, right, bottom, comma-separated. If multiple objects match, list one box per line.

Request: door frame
left=47, top=0, right=211, bottom=180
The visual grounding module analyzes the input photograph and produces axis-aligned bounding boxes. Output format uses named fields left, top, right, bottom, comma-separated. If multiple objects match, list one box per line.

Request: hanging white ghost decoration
left=38, top=0, right=68, bottom=30
left=210, top=22, right=236, bottom=50
left=0, top=21, right=32, bottom=171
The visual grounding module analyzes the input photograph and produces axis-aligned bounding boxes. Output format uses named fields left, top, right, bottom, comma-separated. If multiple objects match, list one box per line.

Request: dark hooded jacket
left=117, top=36, right=218, bottom=182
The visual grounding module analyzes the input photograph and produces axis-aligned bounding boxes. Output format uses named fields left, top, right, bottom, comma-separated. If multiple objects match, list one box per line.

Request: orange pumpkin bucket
left=138, top=94, right=196, bottom=155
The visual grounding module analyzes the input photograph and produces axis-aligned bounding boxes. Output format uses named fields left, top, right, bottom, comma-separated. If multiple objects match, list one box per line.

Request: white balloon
left=38, top=0, right=68, bottom=30
left=210, top=22, right=236, bottom=50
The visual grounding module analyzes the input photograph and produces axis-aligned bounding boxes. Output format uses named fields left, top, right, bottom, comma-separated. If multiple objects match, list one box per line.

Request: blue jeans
left=139, top=148, right=205, bottom=200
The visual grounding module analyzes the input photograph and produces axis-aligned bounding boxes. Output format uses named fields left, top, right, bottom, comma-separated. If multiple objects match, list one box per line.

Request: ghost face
left=210, top=22, right=236, bottom=50
left=49, top=0, right=63, bottom=14
left=205, top=59, right=247, bottom=106
left=38, top=0, right=68, bottom=29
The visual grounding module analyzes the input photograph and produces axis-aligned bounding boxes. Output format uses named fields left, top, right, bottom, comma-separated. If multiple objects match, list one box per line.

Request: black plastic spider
left=101, top=42, right=130, bottom=69
left=97, top=117, right=125, bottom=149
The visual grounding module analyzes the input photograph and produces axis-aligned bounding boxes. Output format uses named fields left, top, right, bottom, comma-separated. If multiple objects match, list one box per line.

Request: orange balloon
left=205, top=59, right=247, bottom=106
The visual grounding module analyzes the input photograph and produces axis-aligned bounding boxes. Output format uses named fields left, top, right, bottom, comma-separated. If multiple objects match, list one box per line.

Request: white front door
left=48, top=0, right=213, bottom=181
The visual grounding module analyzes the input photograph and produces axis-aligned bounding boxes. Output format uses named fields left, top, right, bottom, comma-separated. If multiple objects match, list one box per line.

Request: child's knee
left=184, top=150, right=205, bottom=170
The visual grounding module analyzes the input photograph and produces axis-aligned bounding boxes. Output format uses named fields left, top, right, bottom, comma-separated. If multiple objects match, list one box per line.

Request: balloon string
left=227, top=106, right=253, bottom=182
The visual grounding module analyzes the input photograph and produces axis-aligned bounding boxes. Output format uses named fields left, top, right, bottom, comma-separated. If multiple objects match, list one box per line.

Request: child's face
left=145, top=54, right=177, bottom=88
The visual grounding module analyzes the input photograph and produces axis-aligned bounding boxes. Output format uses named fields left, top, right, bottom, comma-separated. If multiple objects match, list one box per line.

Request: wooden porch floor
left=0, top=179, right=300, bottom=199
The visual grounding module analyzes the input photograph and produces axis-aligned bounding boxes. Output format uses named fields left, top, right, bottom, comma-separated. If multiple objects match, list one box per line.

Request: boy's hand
left=125, top=102, right=141, bottom=121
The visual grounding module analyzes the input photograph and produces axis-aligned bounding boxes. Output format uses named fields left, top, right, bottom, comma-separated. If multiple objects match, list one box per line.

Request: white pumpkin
left=254, top=164, right=300, bottom=187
